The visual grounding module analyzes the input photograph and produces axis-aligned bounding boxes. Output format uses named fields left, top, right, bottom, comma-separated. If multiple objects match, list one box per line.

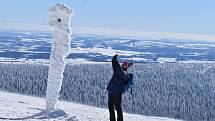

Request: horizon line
left=0, top=21, right=215, bottom=41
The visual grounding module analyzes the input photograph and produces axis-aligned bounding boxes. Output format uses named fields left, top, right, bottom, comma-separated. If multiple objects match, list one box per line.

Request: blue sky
left=0, top=0, right=214, bottom=35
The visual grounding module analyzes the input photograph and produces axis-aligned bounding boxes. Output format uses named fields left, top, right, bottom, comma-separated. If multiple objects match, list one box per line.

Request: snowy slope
left=0, top=91, right=183, bottom=121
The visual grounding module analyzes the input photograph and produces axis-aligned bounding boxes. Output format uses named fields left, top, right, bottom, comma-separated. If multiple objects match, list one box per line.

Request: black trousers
left=108, top=92, right=123, bottom=121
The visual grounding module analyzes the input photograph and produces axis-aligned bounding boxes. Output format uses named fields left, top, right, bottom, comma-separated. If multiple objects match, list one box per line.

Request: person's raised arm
left=112, top=54, right=121, bottom=72
left=112, top=54, right=127, bottom=81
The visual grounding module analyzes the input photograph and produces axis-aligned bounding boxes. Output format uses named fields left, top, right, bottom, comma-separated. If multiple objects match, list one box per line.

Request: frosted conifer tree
left=46, top=4, right=74, bottom=111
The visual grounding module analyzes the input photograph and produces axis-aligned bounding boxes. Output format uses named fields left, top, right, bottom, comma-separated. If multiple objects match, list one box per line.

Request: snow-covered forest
left=0, top=63, right=215, bottom=121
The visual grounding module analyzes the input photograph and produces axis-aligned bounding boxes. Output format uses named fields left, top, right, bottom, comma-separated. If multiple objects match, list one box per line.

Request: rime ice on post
left=46, top=4, right=74, bottom=111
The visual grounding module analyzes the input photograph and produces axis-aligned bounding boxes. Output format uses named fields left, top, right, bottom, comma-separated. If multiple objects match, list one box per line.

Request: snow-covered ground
left=0, top=91, right=183, bottom=121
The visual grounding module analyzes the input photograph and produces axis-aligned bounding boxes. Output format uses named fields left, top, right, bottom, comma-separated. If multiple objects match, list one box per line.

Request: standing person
left=106, top=54, right=133, bottom=121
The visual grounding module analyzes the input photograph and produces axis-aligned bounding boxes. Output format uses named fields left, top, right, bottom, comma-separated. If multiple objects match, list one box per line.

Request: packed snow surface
left=0, top=91, right=183, bottom=121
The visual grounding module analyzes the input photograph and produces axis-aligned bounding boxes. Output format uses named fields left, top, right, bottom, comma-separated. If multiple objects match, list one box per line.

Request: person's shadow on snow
left=0, top=108, right=78, bottom=121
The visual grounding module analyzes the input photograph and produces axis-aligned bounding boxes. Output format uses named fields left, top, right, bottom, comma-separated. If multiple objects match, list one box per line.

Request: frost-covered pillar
left=46, top=4, right=74, bottom=111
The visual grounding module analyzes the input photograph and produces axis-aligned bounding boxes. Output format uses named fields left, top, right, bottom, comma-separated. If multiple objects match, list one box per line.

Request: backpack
left=122, top=73, right=134, bottom=94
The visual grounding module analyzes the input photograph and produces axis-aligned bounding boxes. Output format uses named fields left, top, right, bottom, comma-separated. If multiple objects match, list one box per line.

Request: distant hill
left=0, top=30, right=215, bottom=63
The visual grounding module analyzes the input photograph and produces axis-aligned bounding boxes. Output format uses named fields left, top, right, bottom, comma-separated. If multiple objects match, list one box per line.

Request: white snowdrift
left=0, top=91, right=183, bottom=121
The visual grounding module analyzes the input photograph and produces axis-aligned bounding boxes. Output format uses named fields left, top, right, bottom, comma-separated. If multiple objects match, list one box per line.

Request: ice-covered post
left=46, top=4, right=74, bottom=111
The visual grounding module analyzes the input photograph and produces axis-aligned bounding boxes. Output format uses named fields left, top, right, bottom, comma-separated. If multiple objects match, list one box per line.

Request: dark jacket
left=106, top=55, right=130, bottom=94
